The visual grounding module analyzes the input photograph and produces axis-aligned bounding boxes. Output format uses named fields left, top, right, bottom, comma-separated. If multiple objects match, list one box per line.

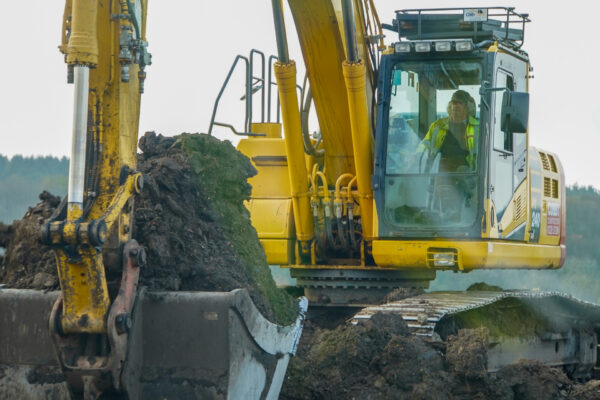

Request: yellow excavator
left=0, top=1, right=305, bottom=399
left=217, top=2, right=600, bottom=379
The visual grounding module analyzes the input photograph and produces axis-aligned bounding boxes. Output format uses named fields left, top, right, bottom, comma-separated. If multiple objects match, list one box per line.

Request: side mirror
left=501, top=91, right=529, bottom=133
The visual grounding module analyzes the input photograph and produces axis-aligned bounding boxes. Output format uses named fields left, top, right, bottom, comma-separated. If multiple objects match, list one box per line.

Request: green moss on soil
left=180, top=133, right=298, bottom=325
left=467, top=282, right=504, bottom=291
left=450, top=298, right=553, bottom=339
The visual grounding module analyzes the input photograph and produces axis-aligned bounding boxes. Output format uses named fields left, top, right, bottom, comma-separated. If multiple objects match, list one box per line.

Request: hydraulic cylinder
left=342, top=60, right=374, bottom=241
left=67, top=66, right=89, bottom=219
left=274, top=61, right=315, bottom=254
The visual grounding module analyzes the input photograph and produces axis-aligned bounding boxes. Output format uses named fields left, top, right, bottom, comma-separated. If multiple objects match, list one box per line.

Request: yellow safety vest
left=417, top=116, right=479, bottom=169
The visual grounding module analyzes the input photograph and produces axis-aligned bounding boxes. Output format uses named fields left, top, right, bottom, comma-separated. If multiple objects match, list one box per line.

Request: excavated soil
left=0, top=132, right=296, bottom=324
left=134, top=132, right=297, bottom=324
left=282, top=315, right=592, bottom=400
left=0, top=191, right=60, bottom=290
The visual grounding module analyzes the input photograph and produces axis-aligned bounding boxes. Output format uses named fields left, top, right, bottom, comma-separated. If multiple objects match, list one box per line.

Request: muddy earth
left=0, top=132, right=296, bottom=324
left=0, top=191, right=60, bottom=290
left=282, top=313, right=596, bottom=400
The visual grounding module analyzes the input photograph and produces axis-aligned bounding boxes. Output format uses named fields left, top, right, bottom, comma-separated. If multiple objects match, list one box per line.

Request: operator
left=417, top=89, right=479, bottom=173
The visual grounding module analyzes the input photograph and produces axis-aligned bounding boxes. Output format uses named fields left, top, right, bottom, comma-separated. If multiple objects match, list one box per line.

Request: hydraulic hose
left=336, top=215, right=347, bottom=251
left=334, top=173, right=354, bottom=251
left=324, top=203, right=335, bottom=249
left=346, top=176, right=358, bottom=249
left=347, top=203, right=358, bottom=250
left=309, top=172, right=325, bottom=249
left=314, top=169, right=334, bottom=249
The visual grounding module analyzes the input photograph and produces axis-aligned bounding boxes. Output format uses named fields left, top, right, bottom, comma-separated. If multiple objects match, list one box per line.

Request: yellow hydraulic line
left=274, top=61, right=314, bottom=247
left=335, top=173, right=354, bottom=200
left=309, top=163, right=321, bottom=203
left=346, top=176, right=358, bottom=202
left=314, top=171, right=330, bottom=202
left=311, top=163, right=319, bottom=182
left=308, top=166, right=318, bottom=199
left=342, top=60, right=374, bottom=240
left=334, top=173, right=354, bottom=222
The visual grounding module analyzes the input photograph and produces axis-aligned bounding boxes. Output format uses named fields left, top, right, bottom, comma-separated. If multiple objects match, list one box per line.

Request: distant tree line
left=432, top=185, right=600, bottom=302
left=0, top=154, right=68, bottom=224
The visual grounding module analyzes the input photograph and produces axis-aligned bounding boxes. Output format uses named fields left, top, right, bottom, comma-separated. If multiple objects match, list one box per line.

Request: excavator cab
left=367, top=8, right=565, bottom=272
left=375, top=8, right=530, bottom=240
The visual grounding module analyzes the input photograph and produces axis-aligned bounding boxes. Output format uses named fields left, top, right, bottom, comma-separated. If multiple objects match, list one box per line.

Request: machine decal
left=464, top=9, right=488, bottom=22
left=547, top=202, right=560, bottom=236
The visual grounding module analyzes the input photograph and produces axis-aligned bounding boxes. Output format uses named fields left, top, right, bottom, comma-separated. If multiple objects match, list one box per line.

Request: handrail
left=209, top=50, right=281, bottom=137
left=267, top=55, right=281, bottom=123
left=250, top=49, right=266, bottom=126
left=208, top=55, right=250, bottom=136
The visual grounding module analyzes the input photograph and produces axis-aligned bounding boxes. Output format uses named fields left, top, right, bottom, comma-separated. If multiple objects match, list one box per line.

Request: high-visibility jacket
left=417, top=116, right=479, bottom=170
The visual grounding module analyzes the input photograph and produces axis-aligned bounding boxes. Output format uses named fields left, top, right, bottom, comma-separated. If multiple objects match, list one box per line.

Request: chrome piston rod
left=67, top=65, right=89, bottom=211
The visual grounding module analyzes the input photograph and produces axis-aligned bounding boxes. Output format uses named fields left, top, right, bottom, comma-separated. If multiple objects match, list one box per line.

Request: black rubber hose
left=337, top=216, right=348, bottom=250
left=324, top=206, right=335, bottom=249
left=348, top=206, right=358, bottom=250
left=313, top=213, right=325, bottom=249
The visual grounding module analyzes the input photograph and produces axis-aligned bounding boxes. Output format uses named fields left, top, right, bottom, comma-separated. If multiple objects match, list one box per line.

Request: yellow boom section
left=287, top=0, right=355, bottom=182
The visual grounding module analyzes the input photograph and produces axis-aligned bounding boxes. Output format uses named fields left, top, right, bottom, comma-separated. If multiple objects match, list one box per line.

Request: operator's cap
left=450, top=90, right=472, bottom=104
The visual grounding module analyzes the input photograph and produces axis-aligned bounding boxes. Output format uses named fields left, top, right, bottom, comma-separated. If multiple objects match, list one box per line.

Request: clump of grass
left=180, top=133, right=298, bottom=325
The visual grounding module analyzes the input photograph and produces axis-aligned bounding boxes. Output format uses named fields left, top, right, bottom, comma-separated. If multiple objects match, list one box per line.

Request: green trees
left=0, top=155, right=68, bottom=223
left=432, top=185, right=600, bottom=302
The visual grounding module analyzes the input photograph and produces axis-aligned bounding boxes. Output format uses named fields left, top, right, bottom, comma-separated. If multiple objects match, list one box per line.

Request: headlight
left=433, top=253, right=456, bottom=267
left=435, top=41, right=451, bottom=52
left=455, top=40, right=474, bottom=52
left=394, top=42, right=411, bottom=53
left=414, top=42, right=431, bottom=52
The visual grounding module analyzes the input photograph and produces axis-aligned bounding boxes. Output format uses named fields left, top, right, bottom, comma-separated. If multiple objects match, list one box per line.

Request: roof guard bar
left=393, top=7, right=530, bottom=49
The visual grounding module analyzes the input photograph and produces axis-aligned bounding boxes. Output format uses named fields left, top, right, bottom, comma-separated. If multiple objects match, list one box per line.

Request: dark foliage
left=0, top=155, right=68, bottom=224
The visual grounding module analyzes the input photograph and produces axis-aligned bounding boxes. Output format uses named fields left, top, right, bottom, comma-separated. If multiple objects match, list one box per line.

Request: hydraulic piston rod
left=67, top=65, right=89, bottom=218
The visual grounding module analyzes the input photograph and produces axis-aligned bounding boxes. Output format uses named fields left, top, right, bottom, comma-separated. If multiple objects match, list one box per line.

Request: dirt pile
left=134, top=132, right=297, bottom=324
left=282, top=315, right=589, bottom=400
left=0, top=132, right=297, bottom=324
left=0, top=191, right=59, bottom=290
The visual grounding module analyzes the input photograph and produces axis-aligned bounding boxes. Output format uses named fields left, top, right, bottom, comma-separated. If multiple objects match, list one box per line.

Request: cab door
left=489, top=53, right=528, bottom=240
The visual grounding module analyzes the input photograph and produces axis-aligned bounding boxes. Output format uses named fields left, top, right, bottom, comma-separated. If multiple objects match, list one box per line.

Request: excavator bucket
left=0, top=287, right=307, bottom=399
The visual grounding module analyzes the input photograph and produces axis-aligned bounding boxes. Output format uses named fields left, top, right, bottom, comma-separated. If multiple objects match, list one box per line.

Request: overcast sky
left=1, top=1, right=599, bottom=188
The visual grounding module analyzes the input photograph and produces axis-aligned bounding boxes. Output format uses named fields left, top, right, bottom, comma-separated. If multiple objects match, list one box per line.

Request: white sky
left=1, top=1, right=599, bottom=188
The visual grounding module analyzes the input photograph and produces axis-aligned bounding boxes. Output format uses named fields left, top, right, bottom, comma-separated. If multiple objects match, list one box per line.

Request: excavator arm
left=43, top=0, right=150, bottom=335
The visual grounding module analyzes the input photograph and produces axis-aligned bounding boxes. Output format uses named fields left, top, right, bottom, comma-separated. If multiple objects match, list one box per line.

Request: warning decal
left=547, top=203, right=560, bottom=236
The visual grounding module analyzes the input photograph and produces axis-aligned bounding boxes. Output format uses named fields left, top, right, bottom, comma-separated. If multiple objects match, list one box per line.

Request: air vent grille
left=514, top=194, right=525, bottom=222
left=552, top=179, right=559, bottom=198
left=539, top=152, right=551, bottom=171
left=544, top=177, right=552, bottom=197
left=548, top=154, right=558, bottom=172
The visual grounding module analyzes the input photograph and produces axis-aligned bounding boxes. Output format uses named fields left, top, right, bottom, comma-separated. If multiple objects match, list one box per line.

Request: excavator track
left=291, top=268, right=436, bottom=305
left=353, top=291, right=600, bottom=378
